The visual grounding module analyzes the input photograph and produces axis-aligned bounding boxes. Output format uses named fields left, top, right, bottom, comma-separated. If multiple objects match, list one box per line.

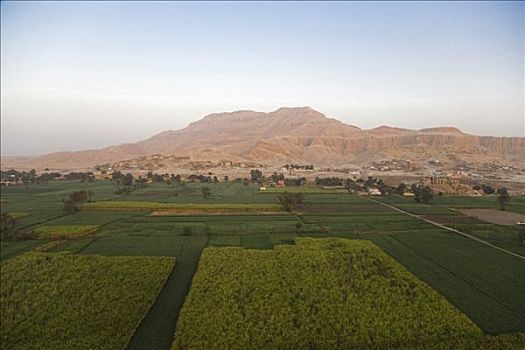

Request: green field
left=0, top=252, right=174, bottom=350
left=1, top=180, right=524, bottom=349
left=173, top=238, right=522, bottom=350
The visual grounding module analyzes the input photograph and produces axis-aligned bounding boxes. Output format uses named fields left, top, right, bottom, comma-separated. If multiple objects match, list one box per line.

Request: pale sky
left=1, top=1, right=524, bottom=156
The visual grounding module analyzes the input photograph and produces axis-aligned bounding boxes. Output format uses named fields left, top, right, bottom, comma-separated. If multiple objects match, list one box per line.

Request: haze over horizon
left=1, top=1, right=524, bottom=156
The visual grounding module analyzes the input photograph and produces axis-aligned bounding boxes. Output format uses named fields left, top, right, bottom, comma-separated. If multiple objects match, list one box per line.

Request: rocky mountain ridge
left=2, top=107, right=523, bottom=170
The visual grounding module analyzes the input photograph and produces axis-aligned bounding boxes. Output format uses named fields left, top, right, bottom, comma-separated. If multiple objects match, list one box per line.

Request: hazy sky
left=1, top=1, right=524, bottom=156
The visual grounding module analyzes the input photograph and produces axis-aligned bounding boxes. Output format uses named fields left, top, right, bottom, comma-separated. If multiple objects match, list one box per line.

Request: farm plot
left=85, top=201, right=282, bottom=213
left=300, top=213, right=435, bottom=233
left=172, top=238, right=499, bottom=350
left=431, top=196, right=525, bottom=214
left=0, top=180, right=118, bottom=230
left=366, top=229, right=525, bottom=334
left=47, top=210, right=148, bottom=225
left=77, top=235, right=187, bottom=257
left=119, top=182, right=278, bottom=204
left=0, top=240, right=47, bottom=260
left=450, top=223, right=525, bottom=257
left=458, top=209, right=525, bottom=226
left=300, top=203, right=395, bottom=214
left=0, top=252, right=174, bottom=350
left=32, top=225, right=99, bottom=239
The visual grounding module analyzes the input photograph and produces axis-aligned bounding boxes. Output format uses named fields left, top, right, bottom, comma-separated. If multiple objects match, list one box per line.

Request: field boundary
left=368, top=198, right=525, bottom=261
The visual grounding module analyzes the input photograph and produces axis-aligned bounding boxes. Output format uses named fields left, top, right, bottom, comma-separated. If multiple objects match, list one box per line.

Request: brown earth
left=459, top=209, right=525, bottom=226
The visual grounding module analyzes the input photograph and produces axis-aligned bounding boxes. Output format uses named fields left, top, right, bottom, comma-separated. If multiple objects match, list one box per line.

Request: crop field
left=366, top=229, right=525, bottom=334
left=1, top=180, right=524, bottom=349
left=458, top=209, right=525, bottom=226
left=121, top=182, right=279, bottom=204
left=0, top=252, right=174, bottom=350
left=172, top=238, right=522, bottom=350
left=378, top=194, right=525, bottom=214
left=0, top=240, right=47, bottom=260
left=85, top=201, right=282, bottom=212
left=33, top=224, right=99, bottom=239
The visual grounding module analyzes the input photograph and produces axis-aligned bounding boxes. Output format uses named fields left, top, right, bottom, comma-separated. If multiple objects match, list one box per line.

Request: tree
left=122, top=173, right=134, bottom=186
left=278, top=192, right=304, bottom=212
left=223, top=175, right=229, bottom=182
left=201, top=187, right=211, bottom=199
left=250, top=169, right=263, bottom=182
left=481, top=184, right=495, bottom=195
left=497, top=187, right=510, bottom=211
left=63, top=190, right=89, bottom=214
left=412, top=184, right=433, bottom=204
left=112, top=171, right=123, bottom=181
left=0, top=212, right=17, bottom=240
left=295, top=222, right=302, bottom=234
left=394, top=183, right=407, bottom=195
left=152, top=173, right=165, bottom=182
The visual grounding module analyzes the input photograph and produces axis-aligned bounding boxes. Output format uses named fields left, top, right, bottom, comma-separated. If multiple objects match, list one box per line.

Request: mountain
left=2, top=107, right=524, bottom=170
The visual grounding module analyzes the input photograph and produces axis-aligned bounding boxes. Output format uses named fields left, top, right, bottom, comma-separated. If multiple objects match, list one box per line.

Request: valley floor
left=1, top=180, right=524, bottom=349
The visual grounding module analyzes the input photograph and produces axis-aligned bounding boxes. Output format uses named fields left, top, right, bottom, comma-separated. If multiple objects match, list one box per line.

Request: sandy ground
left=459, top=209, right=525, bottom=226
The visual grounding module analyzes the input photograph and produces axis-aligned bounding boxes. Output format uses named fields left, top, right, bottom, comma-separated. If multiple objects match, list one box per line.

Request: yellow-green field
left=33, top=225, right=99, bottom=239
left=0, top=252, right=175, bottom=350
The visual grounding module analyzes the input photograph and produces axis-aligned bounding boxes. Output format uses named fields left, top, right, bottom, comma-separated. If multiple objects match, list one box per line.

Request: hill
left=2, top=107, right=523, bottom=170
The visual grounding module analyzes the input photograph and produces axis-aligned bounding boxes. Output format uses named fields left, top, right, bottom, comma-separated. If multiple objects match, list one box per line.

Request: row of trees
left=1, top=169, right=98, bottom=185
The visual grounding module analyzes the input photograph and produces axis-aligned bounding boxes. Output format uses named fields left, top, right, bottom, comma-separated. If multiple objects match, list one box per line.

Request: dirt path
left=367, top=198, right=525, bottom=261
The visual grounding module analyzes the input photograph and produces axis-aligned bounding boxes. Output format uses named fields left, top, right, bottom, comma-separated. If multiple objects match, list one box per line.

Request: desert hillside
left=2, top=107, right=524, bottom=170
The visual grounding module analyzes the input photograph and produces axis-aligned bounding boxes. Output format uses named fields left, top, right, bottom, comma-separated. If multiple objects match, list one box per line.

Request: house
left=402, top=192, right=415, bottom=197
left=368, top=188, right=381, bottom=196
left=259, top=187, right=267, bottom=191
left=275, top=180, right=286, bottom=188
left=0, top=175, right=22, bottom=187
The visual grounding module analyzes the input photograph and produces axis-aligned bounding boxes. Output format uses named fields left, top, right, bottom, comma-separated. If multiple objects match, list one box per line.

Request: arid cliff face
left=2, top=107, right=523, bottom=170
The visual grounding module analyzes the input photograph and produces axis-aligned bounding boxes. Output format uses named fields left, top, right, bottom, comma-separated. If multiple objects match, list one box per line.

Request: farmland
left=1, top=180, right=524, bottom=349
left=173, top=238, right=522, bottom=350
left=0, top=252, right=174, bottom=350
left=33, top=224, right=99, bottom=238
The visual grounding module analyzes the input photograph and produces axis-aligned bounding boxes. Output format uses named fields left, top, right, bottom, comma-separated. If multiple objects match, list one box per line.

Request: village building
left=0, top=175, right=22, bottom=187
left=368, top=188, right=381, bottom=196
left=275, top=180, right=286, bottom=188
